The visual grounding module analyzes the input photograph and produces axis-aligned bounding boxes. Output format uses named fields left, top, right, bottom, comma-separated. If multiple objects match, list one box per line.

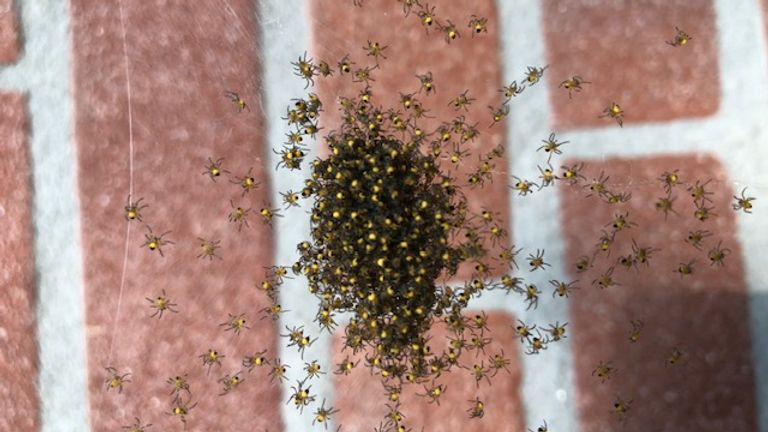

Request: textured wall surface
left=0, top=0, right=767, bottom=431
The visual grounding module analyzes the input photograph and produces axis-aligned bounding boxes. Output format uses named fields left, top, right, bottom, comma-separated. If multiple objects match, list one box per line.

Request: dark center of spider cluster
left=297, top=96, right=476, bottom=378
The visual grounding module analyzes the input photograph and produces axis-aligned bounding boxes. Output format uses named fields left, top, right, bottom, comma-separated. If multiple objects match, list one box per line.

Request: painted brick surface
left=0, top=0, right=764, bottom=431
left=70, top=0, right=282, bottom=429
left=543, top=0, right=720, bottom=129
left=0, top=0, right=20, bottom=64
left=561, top=154, right=757, bottom=431
left=0, top=92, right=38, bottom=432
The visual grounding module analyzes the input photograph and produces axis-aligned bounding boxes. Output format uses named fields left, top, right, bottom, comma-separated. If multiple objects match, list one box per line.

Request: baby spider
left=122, top=417, right=152, bottom=432
left=666, top=26, right=692, bottom=47
left=145, top=289, right=178, bottom=319
left=335, top=357, right=358, bottom=376
left=545, top=321, right=568, bottom=341
left=219, top=312, right=249, bottom=335
left=416, top=71, right=435, bottom=94
left=560, top=162, right=586, bottom=184
left=529, top=420, right=548, bottom=432
left=612, top=395, right=633, bottom=422
left=584, top=171, right=610, bottom=198
left=660, top=169, right=682, bottom=193
left=628, top=319, right=644, bottom=343
left=523, top=283, right=542, bottom=310
left=231, top=167, right=259, bottom=196
left=420, top=382, right=446, bottom=405
left=141, top=226, right=173, bottom=257
left=352, top=65, right=377, bottom=84
left=527, top=249, right=551, bottom=271
left=398, top=0, right=419, bottom=16
left=439, top=19, right=460, bottom=43
left=313, top=399, right=339, bottom=429
left=218, top=371, right=244, bottom=396
left=694, top=203, right=716, bottom=221
left=575, top=255, right=593, bottom=273
left=166, top=374, right=190, bottom=397
left=666, top=346, right=687, bottom=366
left=551, top=279, right=579, bottom=298
left=288, top=379, right=316, bottom=412
left=196, top=237, right=221, bottom=260
left=707, top=240, right=731, bottom=266
left=559, top=75, right=591, bottom=98
left=270, top=358, right=290, bottom=383
left=674, top=260, right=695, bottom=278
left=733, top=187, right=756, bottom=213
left=593, top=266, right=619, bottom=289
left=468, top=15, right=488, bottom=35
left=603, top=190, right=632, bottom=205
left=592, top=360, right=616, bottom=383
left=499, top=274, right=524, bottom=295
left=538, top=164, right=556, bottom=189
left=467, top=362, right=492, bottom=387
left=537, top=132, right=568, bottom=162
left=500, top=81, right=525, bottom=99
left=293, top=331, right=317, bottom=359
left=608, top=211, right=637, bottom=232
left=489, top=350, right=512, bottom=376
left=199, top=349, right=224, bottom=375
left=416, top=2, right=437, bottom=32
left=242, top=350, right=269, bottom=371
left=337, top=54, right=353, bottom=74
left=363, top=40, right=388, bottom=63
left=259, top=206, right=284, bottom=226
left=280, top=189, right=301, bottom=209
left=488, top=103, right=510, bottom=127
left=267, top=265, right=293, bottom=284
left=261, top=302, right=287, bottom=321
left=291, top=51, right=316, bottom=88
left=511, top=176, right=537, bottom=196
left=316, top=60, right=333, bottom=77
left=600, top=102, right=624, bottom=127
left=449, top=89, right=475, bottom=111
left=655, top=193, right=679, bottom=220
left=304, top=360, right=325, bottom=380
left=228, top=200, right=251, bottom=231
left=467, top=397, right=485, bottom=418
left=617, top=253, right=634, bottom=270
left=686, top=229, right=712, bottom=250
left=470, top=311, right=491, bottom=332
left=124, top=195, right=148, bottom=221
left=514, top=319, right=536, bottom=343
left=168, top=396, right=197, bottom=425
left=523, top=65, right=548, bottom=86
left=688, top=178, right=714, bottom=206
left=105, top=366, right=131, bottom=393
left=597, top=229, right=616, bottom=256
left=631, top=239, right=660, bottom=268
left=224, top=91, right=249, bottom=112
left=525, top=331, right=550, bottom=355
left=202, top=156, right=229, bottom=181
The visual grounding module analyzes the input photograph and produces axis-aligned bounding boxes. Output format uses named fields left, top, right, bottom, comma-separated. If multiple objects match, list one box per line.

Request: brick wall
left=0, top=0, right=766, bottom=431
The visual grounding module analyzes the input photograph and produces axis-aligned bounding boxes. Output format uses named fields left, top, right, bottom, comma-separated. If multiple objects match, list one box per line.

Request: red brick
left=543, top=0, right=719, bottom=128
left=309, top=0, right=511, bottom=280
left=0, top=0, right=20, bottom=63
left=333, top=311, right=525, bottom=431
left=70, top=1, right=281, bottom=429
left=560, top=154, right=757, bottom=431
left=0, top=92, right=39, bottom=431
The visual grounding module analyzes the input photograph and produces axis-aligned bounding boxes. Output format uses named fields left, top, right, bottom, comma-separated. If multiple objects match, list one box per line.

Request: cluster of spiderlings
left=294, top=90, right=478, bottom=381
